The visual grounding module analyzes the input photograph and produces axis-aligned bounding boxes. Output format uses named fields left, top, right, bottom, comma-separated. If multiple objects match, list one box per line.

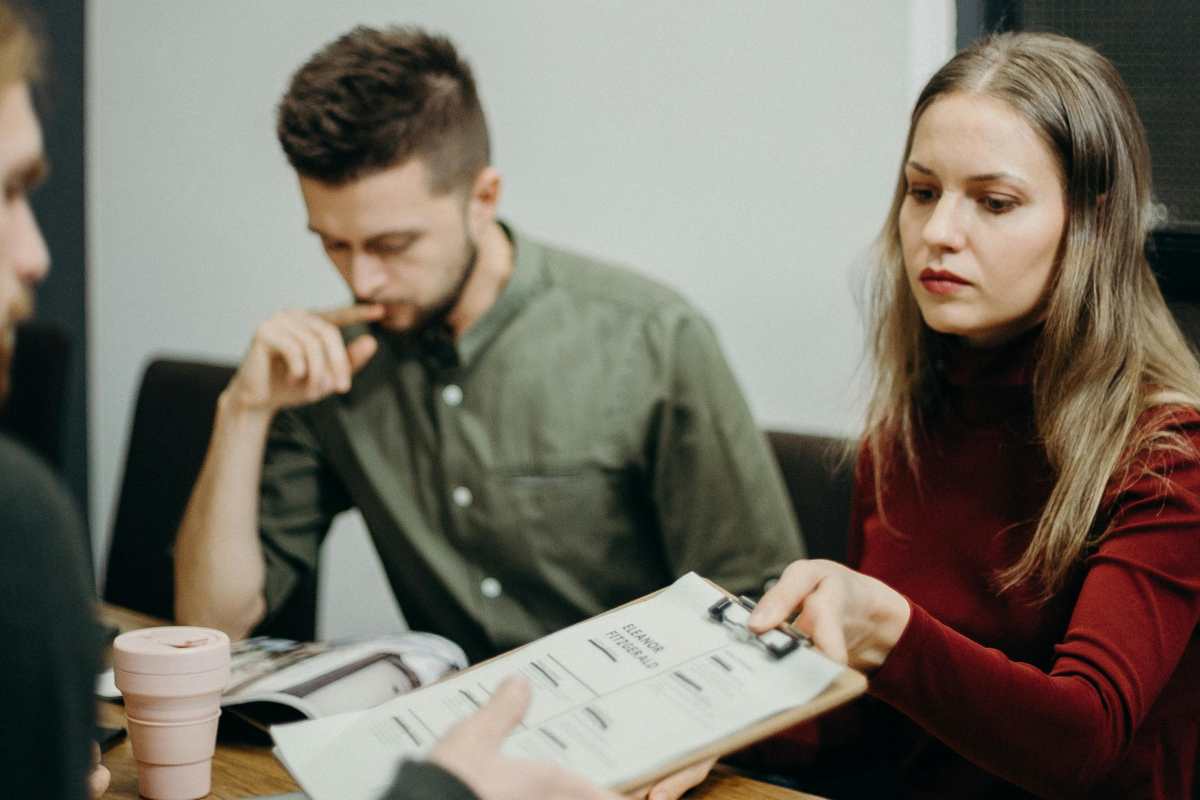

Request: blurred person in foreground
left=0, top=3, right=105, bottom=797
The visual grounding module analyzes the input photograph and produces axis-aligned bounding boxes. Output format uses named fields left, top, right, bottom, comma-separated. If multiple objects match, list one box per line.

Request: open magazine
left=98, top=632, right=467, bottom=730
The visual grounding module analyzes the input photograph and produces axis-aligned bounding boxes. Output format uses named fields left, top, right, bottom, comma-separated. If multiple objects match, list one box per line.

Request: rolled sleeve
left=258, top=407, right=351, bottom=622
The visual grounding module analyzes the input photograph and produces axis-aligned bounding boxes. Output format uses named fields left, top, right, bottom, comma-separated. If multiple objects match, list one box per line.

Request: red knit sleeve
left=869, top=414, right=1200, bottom=798
left=846, top=443, right=873, bottom=570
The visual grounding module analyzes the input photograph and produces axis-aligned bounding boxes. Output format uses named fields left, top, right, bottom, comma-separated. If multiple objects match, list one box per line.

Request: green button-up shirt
left=258, top=224, right=803, bottom=661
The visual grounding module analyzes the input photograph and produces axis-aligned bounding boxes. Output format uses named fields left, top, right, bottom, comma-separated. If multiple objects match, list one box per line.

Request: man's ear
left=467, top=166, right=502, bottom=234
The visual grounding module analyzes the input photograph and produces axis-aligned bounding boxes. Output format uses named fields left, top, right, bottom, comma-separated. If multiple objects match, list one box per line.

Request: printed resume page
left=272, top=573, right=843, bottom=799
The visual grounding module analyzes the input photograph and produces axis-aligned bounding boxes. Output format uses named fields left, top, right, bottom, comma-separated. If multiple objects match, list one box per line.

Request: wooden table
left=99, top=605, right=817, bottom=799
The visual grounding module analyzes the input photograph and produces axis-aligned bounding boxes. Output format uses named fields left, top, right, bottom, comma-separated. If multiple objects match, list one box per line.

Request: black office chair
left=0, top=320, right=71, bottom=469
left=765, top=430, right=855, bottom=564
left=103, top=358, right=318, bottom=640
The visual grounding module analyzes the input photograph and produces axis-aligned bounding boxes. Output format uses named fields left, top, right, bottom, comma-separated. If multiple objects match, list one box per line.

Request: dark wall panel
left=28, top=0, right=89, bottom=522
left=957, top=0, right=1200, bottom=301
left=1015, top=1, right=1199, bottom=229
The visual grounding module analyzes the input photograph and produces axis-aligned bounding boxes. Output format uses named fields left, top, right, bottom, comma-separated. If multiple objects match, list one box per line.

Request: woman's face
left=899, top=92, right=1067, bottom=347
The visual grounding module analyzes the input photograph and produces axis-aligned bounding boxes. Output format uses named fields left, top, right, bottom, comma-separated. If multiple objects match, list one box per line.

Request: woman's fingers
left=794, top=580, right=849, bottom=664
left=747, top=560, right=830, bottom=632
left=747, top=559, right=852, bottom=663
left=749, top=559, right=911, bottom=671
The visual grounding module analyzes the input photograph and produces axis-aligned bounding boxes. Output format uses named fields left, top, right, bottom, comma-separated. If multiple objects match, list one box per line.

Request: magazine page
left=97, top=631, right=467, bottom=722
left=223, top=632, right=466, bottom=719
left=272, top=573, right=846, bottom=800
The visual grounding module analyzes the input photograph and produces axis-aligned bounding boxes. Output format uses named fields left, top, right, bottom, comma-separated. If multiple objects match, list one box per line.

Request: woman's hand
left=747, top=559, right=911, bottom=672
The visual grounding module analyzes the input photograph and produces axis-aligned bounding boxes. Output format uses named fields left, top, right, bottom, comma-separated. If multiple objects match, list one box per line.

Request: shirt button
left=480, top=577, right=503, bottom=599
left=442, top=384, right=463, bottom=407
left=452, top=486, right=473, bottom=508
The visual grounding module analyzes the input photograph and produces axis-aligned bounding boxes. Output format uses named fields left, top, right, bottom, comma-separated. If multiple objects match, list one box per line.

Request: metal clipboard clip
left=707, top=595, right=810, bottom=658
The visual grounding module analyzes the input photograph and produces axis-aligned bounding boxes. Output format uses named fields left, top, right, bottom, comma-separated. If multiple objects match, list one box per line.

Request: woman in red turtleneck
left=741, top=33, right=1200, bottom=799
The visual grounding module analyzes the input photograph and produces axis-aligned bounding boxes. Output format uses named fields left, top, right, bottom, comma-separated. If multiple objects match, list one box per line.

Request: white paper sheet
left=272, top=709, right=365, bottom=776
left=272, top=573, right=842, bottom=799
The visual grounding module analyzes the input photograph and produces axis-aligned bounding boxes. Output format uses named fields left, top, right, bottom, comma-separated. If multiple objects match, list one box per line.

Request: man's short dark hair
left=276, top=25, right=490, bottom=192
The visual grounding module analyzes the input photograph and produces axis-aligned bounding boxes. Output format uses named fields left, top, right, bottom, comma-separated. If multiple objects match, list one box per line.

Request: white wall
left=88, top=1, right=953, bottom=638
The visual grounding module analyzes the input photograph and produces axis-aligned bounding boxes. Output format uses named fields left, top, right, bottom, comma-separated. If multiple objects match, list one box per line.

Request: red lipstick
left=919, top=268, right=970, bottom=295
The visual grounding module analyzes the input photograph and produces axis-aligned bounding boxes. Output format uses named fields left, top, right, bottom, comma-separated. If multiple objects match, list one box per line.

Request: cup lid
left=112, top=626, right=230, bottom=675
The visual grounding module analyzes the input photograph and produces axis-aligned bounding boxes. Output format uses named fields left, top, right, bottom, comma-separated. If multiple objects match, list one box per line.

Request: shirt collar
left=456, top=221, right=544, bottom=368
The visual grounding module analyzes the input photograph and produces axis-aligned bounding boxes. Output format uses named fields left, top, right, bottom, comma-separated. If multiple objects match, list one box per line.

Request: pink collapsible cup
left=113, top=626, right=231, bottom=800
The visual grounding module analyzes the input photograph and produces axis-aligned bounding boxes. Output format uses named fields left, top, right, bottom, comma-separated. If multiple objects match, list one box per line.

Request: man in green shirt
left=0, top=7, right=623, bottom=799
left=174, top=25, right=802, bottom=665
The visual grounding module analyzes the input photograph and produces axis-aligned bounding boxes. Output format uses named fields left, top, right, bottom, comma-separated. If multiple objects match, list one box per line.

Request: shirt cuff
left=381, top=759, right=480, bottom=800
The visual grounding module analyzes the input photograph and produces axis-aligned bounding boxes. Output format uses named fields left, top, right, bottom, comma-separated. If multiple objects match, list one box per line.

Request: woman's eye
left=981, top=195, right=1017, bottom=214
left=906, top=185, right=937, bottom=203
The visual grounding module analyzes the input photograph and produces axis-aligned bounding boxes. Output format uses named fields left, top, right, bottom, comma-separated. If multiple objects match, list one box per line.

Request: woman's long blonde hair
left=865, top=32, right=1200, bottom=600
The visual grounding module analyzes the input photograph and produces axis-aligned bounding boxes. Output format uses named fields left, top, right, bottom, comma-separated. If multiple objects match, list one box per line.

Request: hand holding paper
left=272, top=573, right=863, bottom=799
left=748, top=559, right=912, bottom=672
left=430, top=676, right=621, bottom=800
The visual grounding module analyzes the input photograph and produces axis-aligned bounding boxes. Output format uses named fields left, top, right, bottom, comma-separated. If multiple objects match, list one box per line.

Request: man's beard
left=414, top=236, right=478, bottom=334
left=0, top=336, right=12, bottom=404
left=361, top=234, right=479, bottom=336
left=0, top=285, right=32, bottom=407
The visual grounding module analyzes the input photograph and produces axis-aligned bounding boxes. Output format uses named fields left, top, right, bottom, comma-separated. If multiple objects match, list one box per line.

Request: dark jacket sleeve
left=378, top=759, right=479, bottom=800
left=0, top=436, right=98, bottom=800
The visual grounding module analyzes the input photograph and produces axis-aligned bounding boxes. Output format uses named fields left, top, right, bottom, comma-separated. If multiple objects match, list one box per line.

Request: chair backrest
left=766, top=430, right=855, bottom=564
left=1169, top=301, right=1200, bottom=355
left=103, top=358, right=319, bottom=640
left=103, top=359, right=234, bottom=621
left=0, top=320, right=71, bottom=469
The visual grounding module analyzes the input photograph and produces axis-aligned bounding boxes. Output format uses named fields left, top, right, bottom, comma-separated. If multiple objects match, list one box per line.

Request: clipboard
left=271, top=573, right=867, bottom=799
left=433, top=576, right=867, bottom=794
left=595, top=577, right=867, bottom=793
